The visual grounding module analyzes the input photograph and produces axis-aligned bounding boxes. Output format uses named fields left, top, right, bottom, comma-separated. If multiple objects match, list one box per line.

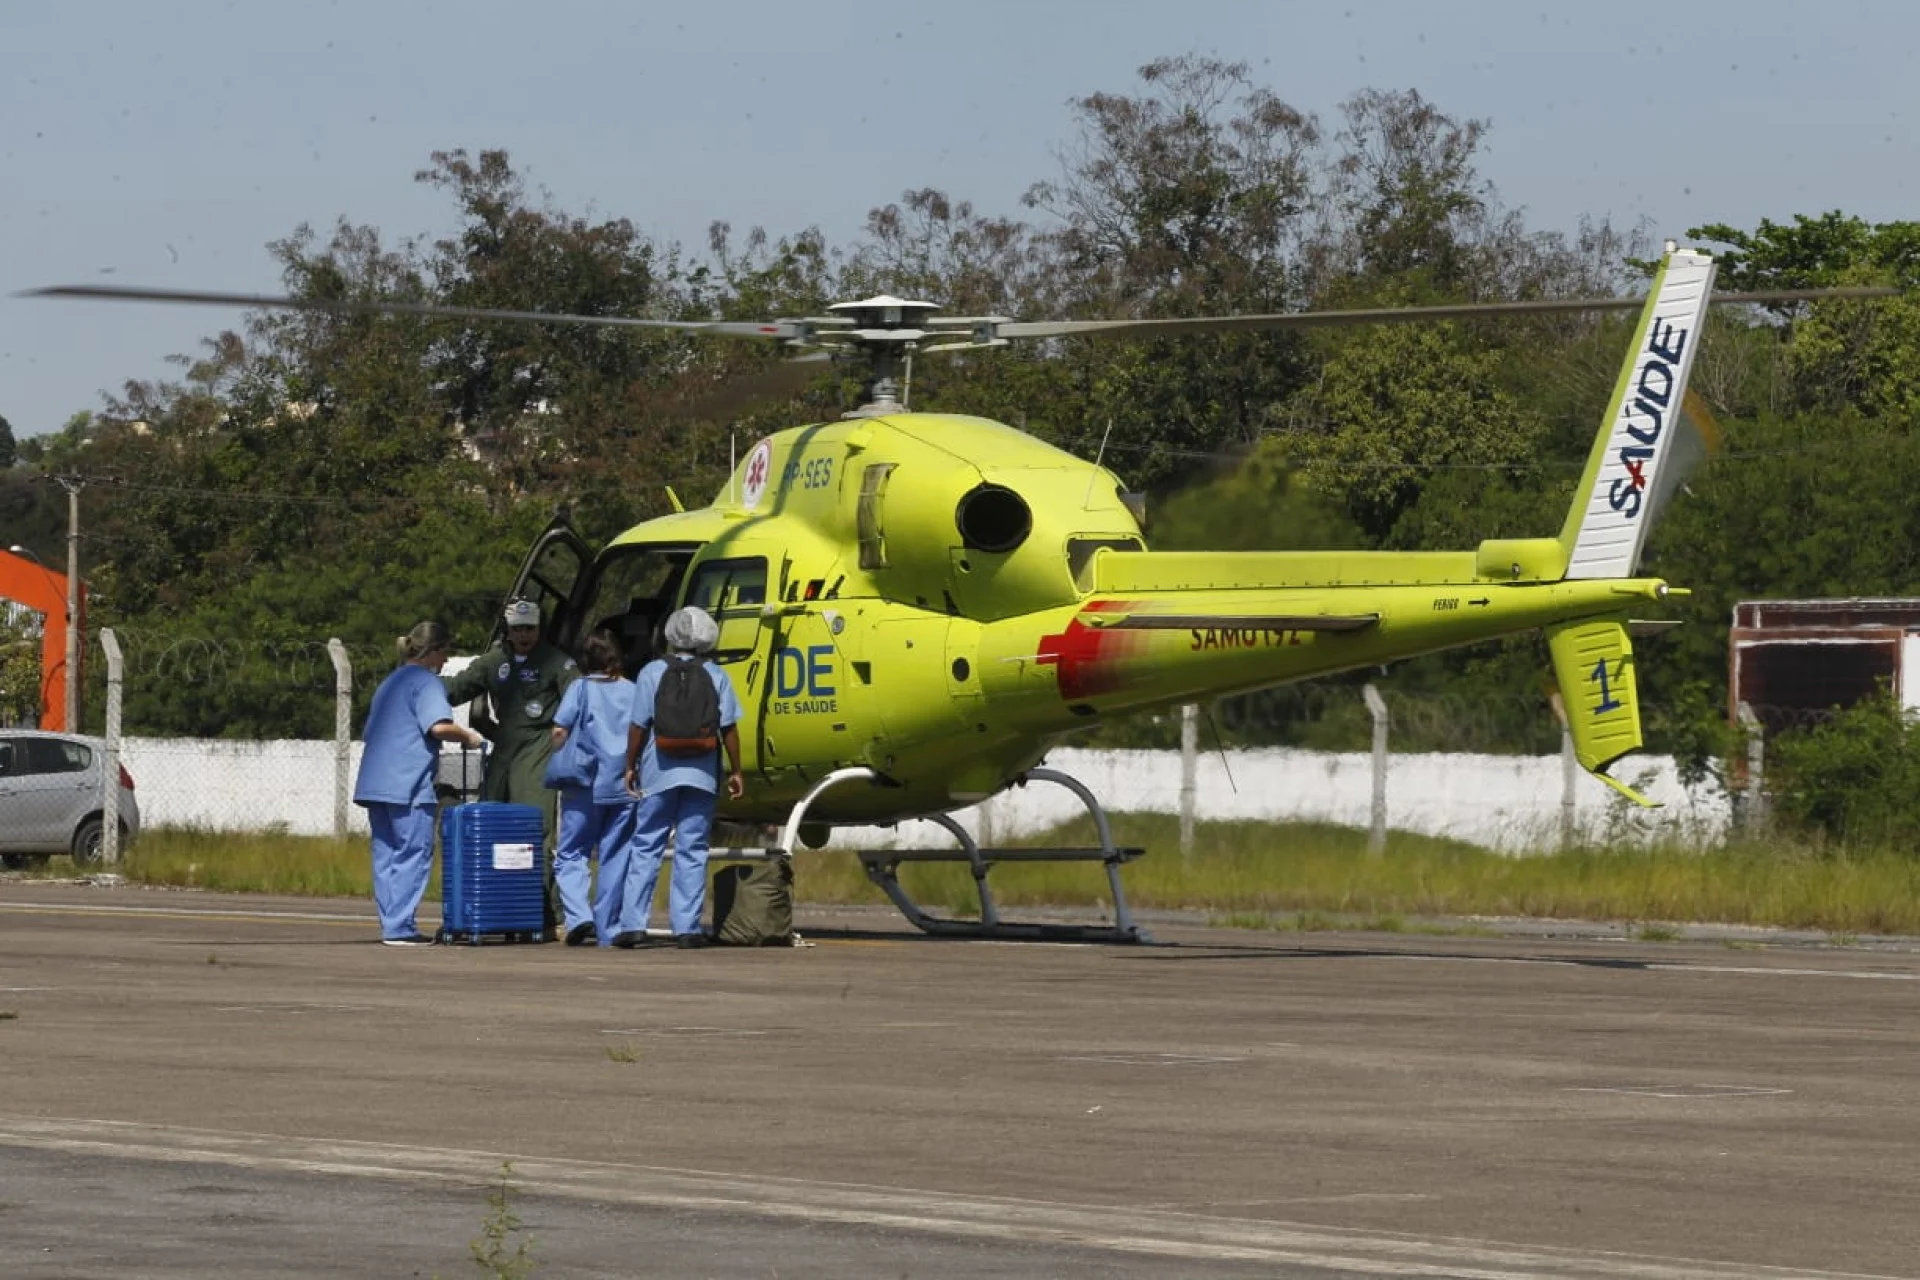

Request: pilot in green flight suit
left=442, top=598, right=579, bottom=845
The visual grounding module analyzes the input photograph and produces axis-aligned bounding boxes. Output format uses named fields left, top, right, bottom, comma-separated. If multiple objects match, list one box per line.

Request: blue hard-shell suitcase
left=439, top=802, right=548, bottom=944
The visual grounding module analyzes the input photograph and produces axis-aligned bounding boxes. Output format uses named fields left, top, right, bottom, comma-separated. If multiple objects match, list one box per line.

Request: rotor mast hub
left=822, top=297, right=940, bottom=416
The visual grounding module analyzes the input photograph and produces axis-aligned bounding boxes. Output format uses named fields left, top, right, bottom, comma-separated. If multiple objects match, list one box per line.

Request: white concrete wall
left=120, top=738, right=373, bottom=836
left=116, top=737, right=1729, bottom=850
left=835, top=748, right=1726, bottom=853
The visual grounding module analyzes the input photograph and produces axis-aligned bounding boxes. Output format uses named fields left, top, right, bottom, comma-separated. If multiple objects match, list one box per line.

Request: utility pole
left=56, top=475, right=83, bottom=731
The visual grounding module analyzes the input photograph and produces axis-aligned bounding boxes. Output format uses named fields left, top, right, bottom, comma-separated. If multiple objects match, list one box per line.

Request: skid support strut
left=855, top=767, right=1151, bottom=944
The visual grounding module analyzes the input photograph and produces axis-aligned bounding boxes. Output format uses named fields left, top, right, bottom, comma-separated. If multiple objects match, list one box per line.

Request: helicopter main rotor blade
left=21, top=283, right=802, bottom=341
left=995, top=287, right=1905, bottom=340
left=677, top=352, right=834, bottom=422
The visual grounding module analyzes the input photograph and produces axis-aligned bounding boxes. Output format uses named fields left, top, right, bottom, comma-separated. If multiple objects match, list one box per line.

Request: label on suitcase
left=440, top=801, right=547, bottom=943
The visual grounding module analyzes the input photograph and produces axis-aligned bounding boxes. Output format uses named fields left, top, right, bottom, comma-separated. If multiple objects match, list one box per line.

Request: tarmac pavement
left=2, top=879, right=1919, bottom=1277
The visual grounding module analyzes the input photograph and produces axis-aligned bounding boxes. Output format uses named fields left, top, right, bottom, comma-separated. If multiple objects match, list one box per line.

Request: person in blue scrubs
left=354, top=621, right=485, bottom=946
left=548, top=628, right=638, bottom=947
left=618, top=607, right=745, bottom=948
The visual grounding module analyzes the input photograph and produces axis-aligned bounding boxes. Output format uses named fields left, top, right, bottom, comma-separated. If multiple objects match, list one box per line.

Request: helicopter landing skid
left=855, top=768, right=1152, bottom=944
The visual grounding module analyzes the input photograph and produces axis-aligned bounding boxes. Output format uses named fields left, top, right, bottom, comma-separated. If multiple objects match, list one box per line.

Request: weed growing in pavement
left=1632, top=923, right=1683, bottom=942
left=603, top=1042, right=641, bottom=1064
left=470, top=1161, right=536, bottom=1279
left=0, top=1011, right=16, bottom=1021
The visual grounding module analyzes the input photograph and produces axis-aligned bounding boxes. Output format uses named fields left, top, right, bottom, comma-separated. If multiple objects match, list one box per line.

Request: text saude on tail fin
left=1560, top=249, right=1718, bottom=580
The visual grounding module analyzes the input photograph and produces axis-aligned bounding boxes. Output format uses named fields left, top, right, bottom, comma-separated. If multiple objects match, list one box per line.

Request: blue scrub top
left=554, top=674, right=637, bottom=807
left=354, top=664, right=456, bottom=807
left=628, top=656, right=742, bottom=794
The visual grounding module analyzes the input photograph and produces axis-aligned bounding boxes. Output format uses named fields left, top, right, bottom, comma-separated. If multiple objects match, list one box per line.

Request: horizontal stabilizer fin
left=1105, top=614, right=1380, bottom=634
left=1547, top=615, right=1658, bottom=808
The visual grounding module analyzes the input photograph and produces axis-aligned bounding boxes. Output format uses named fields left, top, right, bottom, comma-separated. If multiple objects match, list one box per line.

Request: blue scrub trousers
left=622, top=786, right=717, bottom=937
left=554, top=786, right=639, bottom=944
left=368, top=801, right=437, bottom=940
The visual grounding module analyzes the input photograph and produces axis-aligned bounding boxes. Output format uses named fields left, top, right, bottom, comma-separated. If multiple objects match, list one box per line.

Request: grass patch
left=801, top=812, right=1920, bottom=936
left=21, top=825, right=397, bottom=898
left=603, top=1042, right=641, bottom=1064
left=1631, top=923, right=1683, bottom=942
left=31, top=813, right=1920, bottom=937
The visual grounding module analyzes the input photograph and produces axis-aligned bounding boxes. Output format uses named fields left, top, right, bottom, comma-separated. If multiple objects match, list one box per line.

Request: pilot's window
left=683, top=557, right=769, bottom=662
left=1068, top=537, right=1145, bottom=591
left=685, top=558, right=768, bottom=615
left=857, top=463, right=897, bottom=570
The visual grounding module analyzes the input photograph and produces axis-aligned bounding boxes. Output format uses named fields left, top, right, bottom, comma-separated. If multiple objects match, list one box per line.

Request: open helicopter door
left=502, top=515, right=595, bottom=655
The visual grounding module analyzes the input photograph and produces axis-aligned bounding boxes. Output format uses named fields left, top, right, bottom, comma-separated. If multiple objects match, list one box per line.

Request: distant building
left=1729, top=599, right=1920, bottom=735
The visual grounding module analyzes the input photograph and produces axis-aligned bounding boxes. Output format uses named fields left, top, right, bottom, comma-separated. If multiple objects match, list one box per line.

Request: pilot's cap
left=503, top=599, right=541, bottom=628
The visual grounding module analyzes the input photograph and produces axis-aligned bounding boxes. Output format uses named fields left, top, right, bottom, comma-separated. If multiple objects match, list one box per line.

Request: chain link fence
left=82, top=631, right=370, bottom=838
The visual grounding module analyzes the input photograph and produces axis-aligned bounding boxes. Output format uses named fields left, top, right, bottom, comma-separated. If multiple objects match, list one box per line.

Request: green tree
left=0, top=414, right=15, bottom=469
left=1692, top=212, right=1920, bottom=418
left=1767, top=692, right=1920, bottom=851
left=1275, top=320, right=1546, bottom=542
left=1019, top=55, right=1323, bottom=488
left=0, top=610, right=39, bottom=728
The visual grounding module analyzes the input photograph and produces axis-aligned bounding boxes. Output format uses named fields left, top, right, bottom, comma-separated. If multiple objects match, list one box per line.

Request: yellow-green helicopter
left=32, top=254, right=1893, bottom=939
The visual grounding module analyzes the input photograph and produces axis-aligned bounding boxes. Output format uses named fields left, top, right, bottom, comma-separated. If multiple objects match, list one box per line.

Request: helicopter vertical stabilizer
left=1545, top=614, right=1655, bottom=807
left=1559, top=248, right=1718, bottom=580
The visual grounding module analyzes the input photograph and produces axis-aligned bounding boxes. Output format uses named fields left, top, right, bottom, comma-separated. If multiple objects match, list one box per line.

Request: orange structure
left=0, top=548, right=84, bottom=732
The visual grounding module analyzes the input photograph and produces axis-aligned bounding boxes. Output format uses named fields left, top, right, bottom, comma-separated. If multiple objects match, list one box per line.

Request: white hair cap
left=663, top=606, right=719, bottom=655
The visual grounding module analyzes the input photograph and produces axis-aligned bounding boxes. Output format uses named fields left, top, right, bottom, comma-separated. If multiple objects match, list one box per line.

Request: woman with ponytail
left=353, top=621, right=484, bottom=946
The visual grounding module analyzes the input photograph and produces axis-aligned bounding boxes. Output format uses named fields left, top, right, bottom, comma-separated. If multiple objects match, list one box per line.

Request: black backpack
left=653, top=653, right=721, bottom=757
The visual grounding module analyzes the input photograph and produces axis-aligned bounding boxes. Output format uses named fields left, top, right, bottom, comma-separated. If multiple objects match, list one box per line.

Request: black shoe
left=610, top=931, right=643, bottom=950
left=381, top=933, right=436, bottom=948
left=673, top=933, right=708, bottom=950
left=564, top=922, right=597, bottom=947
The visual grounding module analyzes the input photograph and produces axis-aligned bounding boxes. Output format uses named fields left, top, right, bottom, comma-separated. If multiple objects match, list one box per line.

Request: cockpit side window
left=682, top=557, right=769, bottom=662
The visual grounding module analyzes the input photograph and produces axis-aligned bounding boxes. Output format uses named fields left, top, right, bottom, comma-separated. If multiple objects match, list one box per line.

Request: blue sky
left=3, top=0, right=1914, bottom=438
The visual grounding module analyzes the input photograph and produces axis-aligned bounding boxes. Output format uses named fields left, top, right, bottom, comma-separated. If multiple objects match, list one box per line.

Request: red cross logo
left=1037, top=600, right=1142, bottom=700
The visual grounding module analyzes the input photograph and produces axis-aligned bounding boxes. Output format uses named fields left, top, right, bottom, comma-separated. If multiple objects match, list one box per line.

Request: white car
left=0, top=730, right=141, bottom=867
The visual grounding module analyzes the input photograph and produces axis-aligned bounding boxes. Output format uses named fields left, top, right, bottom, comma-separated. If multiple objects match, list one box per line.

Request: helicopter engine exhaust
left=955, top=484, right=1032, bottom=553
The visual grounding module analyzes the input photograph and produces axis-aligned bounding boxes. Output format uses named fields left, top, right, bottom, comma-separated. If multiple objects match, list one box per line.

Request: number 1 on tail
left=1589, top=658, right=1624, bottom=714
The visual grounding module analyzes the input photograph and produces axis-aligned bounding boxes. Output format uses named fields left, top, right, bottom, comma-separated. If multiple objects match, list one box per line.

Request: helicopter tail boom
left=1558, top=248, right=1718, bottom=581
